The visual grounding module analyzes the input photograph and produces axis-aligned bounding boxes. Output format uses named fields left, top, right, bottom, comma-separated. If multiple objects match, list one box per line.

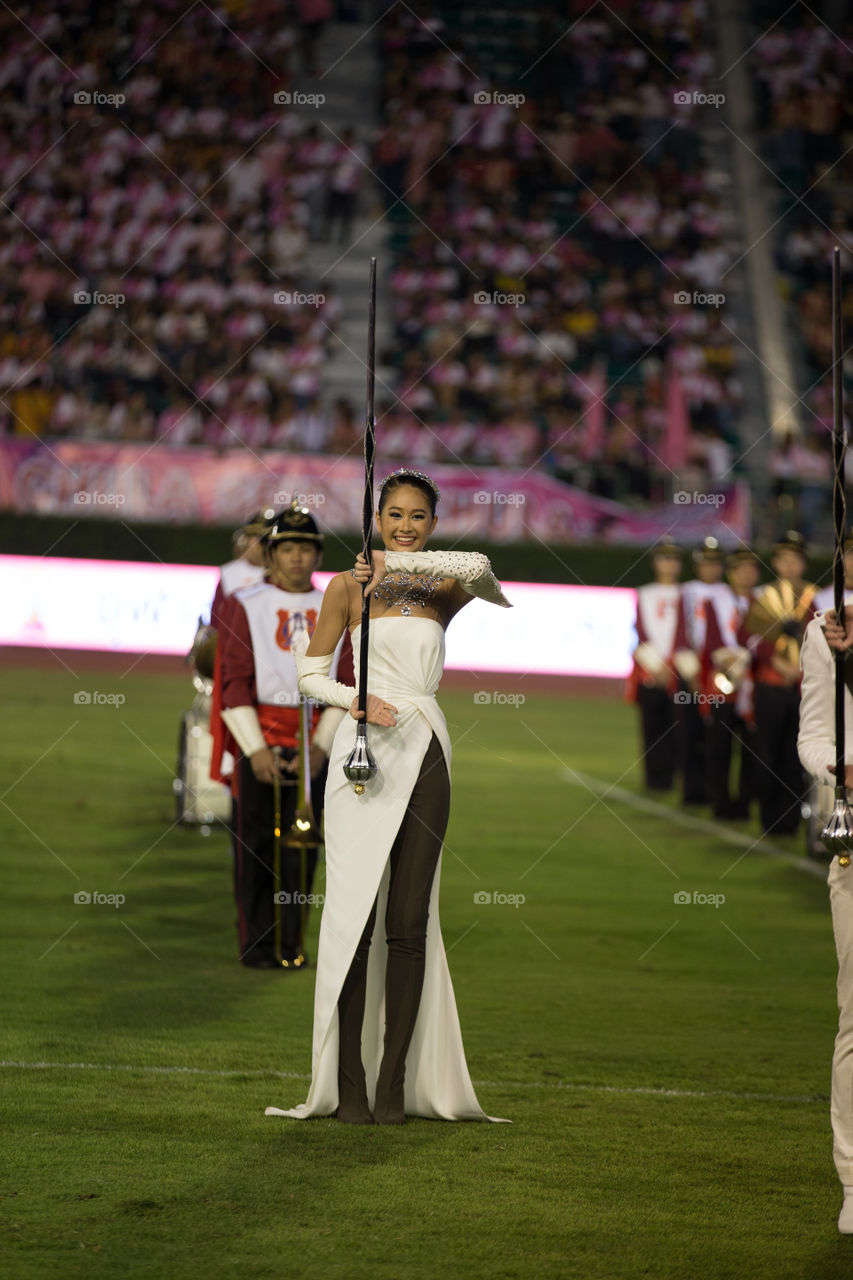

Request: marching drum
left=174, top=619, right=231, bottom=830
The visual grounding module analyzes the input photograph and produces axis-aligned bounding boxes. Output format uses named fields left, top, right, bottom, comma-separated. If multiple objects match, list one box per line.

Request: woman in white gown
left=265, top=469, right=512, bottom=1124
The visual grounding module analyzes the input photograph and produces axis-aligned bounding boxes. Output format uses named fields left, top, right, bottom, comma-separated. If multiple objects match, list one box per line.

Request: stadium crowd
left=0, top=0, right=350, bottom=452
left=755, top=3, right=853, bottom=535
left=2, top=0, right=850, bottom=535
left=373, top=0, right=744, bottom=497
left=0, top=0, right=745, bottom=504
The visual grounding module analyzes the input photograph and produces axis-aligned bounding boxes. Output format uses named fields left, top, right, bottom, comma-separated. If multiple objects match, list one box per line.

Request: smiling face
left=375, top=483, right=438, bottom=553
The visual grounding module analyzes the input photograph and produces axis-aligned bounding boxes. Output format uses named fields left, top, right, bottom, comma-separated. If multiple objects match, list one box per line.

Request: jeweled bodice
left=372, top=571, right=444, bottom=617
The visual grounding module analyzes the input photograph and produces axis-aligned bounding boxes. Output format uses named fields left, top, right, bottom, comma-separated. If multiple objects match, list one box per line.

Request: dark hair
left=378, top=471, right=439, bottom=517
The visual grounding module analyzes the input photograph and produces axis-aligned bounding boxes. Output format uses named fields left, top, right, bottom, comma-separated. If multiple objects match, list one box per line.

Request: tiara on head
left=378, top=468, right=441, bottom=503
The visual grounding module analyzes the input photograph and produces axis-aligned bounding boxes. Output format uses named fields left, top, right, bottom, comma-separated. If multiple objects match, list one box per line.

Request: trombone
left=273, top=698, right=323, bottom=968
left=710, top=646, right=751, bottom=697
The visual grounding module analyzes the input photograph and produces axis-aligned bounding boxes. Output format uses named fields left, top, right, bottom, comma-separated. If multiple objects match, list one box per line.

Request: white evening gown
left=265, top=616, right=507, bottom=1122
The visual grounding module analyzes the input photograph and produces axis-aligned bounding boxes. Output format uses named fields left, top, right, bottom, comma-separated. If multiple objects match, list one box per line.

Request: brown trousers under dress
left=336, top=732, right=451, bottom=1123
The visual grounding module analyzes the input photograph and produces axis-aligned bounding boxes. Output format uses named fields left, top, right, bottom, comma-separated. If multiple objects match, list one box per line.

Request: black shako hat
left=692, top=536, right=724, bottom=565
left=240, top=508, right=276, bottom=538
left=265, top=500, right=323, bottom=546
left=726, top=546, right=759, bottom=569
left=772, top=530, right=807, bottom=558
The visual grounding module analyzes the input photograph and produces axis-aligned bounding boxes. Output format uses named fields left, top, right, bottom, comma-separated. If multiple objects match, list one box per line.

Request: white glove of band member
left=383, top=550, right=512, bottom=607
left=221, top=705, right=267, bottom=759
left=672, top=649, right=700, bottom=682
left=223, top=698, right=346, bottom=761
left=634, top=641, right=666, bottom=677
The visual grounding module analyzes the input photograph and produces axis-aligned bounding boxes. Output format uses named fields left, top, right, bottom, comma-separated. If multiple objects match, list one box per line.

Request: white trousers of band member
left=829, top=857, right=853, bottom=1184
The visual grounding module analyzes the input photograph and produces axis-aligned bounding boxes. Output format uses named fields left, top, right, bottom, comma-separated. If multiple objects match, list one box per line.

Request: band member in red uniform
left=672, top=537, right=731, bottom=804
left=627, top=539, right=683, bottom=790
left=702, top=547, right=761, bottom=819
left=742, top=531, right=816, bottom=836
left=213, top=503, right=353, bottom=968
left=210, top=509, right=271, bottom=631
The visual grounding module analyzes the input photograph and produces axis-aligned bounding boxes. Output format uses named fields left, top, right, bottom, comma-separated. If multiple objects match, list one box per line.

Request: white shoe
left=838, top=1186, right=853, bottom=1233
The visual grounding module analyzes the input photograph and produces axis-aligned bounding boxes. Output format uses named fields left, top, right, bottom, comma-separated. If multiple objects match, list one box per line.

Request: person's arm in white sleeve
left=377, top=549, right=512, bottom=607
left=221, top=705, right=267, bottom=758
left=798, top=619, right=836, bottom=785
left=295, top=645, right=356, bottom=709
left=296, top=575, right=397, bottom=729
left=311, top=707, right=345, bottom=755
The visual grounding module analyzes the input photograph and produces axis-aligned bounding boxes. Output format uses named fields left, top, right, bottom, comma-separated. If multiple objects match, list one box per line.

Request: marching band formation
left=628, top=530, right=842, bottom=840
left=184, top=513, right=850, bottom=972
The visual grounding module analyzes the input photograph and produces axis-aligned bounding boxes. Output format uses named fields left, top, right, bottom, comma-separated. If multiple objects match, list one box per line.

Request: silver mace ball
left=821, top=789, right=853, bottom=867
left=343, top=729, right=378, bottom=795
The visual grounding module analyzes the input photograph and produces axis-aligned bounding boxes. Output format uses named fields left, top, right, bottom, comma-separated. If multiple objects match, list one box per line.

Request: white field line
left=0, top=1060, right=826, bottom=1104
left=563, top=769, right=828, bottom=879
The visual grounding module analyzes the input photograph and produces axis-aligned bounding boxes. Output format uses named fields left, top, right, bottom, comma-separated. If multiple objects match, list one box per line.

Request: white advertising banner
left=0, top=556, right=636, bottom=679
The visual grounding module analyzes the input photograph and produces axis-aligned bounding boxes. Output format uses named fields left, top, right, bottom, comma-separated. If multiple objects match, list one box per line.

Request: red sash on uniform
left=257, top=703, right=320, bottom=749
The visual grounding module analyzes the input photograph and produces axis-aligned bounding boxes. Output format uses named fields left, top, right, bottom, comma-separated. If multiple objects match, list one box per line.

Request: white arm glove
left=634, top=641, right=666, bottom=677
left=221, top=706, right=267, bottom=758
left=798, top=620, right=836, bottom=785
left=295, top=648, right=356, bottom=711
left=384, top=549, right=512, bottom=607
left=672, top=649, right=700, bottom=682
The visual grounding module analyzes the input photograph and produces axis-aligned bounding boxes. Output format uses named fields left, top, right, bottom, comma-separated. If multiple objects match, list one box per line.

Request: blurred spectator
left=769, top=426, right=833, bottom=541
left=323, top=128, right=367, bottom=245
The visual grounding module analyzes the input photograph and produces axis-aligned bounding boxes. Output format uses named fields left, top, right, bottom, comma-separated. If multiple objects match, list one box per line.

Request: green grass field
left=0, top=661, right=848, bottom=1279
